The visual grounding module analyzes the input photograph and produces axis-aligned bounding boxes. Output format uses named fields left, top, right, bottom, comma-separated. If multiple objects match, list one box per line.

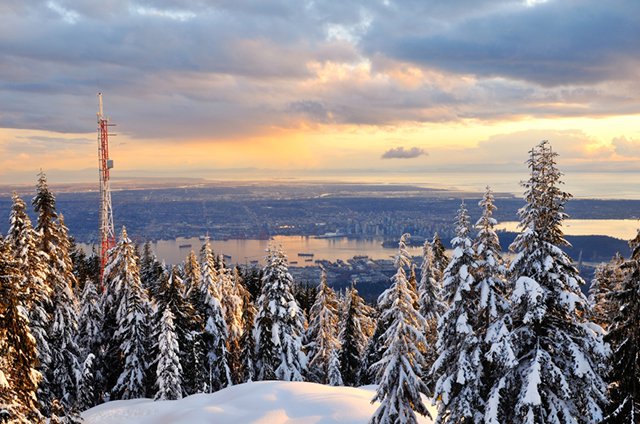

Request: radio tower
left=97, top=93, right=116, bottom=286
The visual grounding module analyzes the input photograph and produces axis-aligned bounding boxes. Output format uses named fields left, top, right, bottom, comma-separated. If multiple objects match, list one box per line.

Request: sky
left=1, top=0, right=640, bottom=190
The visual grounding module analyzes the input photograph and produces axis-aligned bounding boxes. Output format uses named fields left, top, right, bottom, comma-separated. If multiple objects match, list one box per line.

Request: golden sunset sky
left=1, top=0, right=640, bottom=187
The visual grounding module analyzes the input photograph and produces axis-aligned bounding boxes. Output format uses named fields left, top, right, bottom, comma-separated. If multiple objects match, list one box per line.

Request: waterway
left=497, top=219, right=640, bottom=241
left=81, top=219, right=640, bottom=266
left=82, top=235, right=423, bottom=267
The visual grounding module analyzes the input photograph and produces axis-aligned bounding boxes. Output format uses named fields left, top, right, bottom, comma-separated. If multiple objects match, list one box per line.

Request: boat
left=298, top=252, right=314, bottom=257
left=178, top=243, right=192, bottom=249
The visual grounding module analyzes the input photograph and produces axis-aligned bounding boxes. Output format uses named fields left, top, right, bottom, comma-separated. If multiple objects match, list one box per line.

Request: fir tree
left=45, top=216, right=82, bottom=412
left=588, top=253, right=624, bottom=330
left=431, top=232, right=449, bottom=281
left=254, top=245, right=307, bottom=381
left=76, top=354, right=99, bottom=411
left=339, top=283, right=370, bottom=386
left=108, top=228, right=151, bottom=400
left=473, top=187, right=515, bottom=423
left=239, top=279, right=257, bottom=383
left=155, top=266, right=198, bottom=395
left=140, top=241, right=163, bottom=299
left=7, top=193, right=51, bottom=413
left=0, top=237, right=43, bottom=423
left=602, top=230, right=640, bottom=423
left=183, top=250, right=201, bottom=300
left=32, top=172, right=58, bottom=258
left=77, top=279, right=102, bottom=358
left=196, top=241, right=232, bottom=391
left=418, top=240, right=445, bottom=390
left=304, top=268, right=342, bottom=384
left=154, top=309, right=183, bottom=401
left=370, top=234, right=430, bottom=424
left=217, top=262, right=243, bottom=382
left=432, top=201, right=483, bottom=424
left=496, top=141, right=608, bottom=423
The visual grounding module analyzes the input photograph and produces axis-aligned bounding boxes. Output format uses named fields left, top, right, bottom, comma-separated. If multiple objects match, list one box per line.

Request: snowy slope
left=83, top=381, right=436, bottom=424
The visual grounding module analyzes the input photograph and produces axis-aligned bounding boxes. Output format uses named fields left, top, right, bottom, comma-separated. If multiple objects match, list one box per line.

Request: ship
left=178, top=243, right=192, bottom=249
left=298, top=252, right=315, bottom=257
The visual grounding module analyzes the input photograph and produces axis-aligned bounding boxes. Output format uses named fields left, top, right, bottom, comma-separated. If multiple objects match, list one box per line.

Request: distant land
left=0, top=181, right=638, bottom=248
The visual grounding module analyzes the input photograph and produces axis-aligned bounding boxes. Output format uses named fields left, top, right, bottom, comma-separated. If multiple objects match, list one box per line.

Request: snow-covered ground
left=83, top=381, right=436, bottom=424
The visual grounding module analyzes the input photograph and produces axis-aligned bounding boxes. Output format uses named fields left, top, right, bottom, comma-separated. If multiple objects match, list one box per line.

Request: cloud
left=361, top=0, right=640, bottom=87
left=0, top=0, right=640, bottom=143
left=612, top=136, right=640, bottom=158
left=381, top=146, right=427, bottom=159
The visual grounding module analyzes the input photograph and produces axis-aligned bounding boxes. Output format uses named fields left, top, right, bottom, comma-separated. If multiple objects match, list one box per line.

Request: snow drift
left=83, top=381, right=435, bottom=424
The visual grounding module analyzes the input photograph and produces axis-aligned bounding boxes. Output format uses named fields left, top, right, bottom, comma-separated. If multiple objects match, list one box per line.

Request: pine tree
left=602, top=230, right=640, bottom=423
left=193, top=241, right=232, bottom=392
left=183, top=250, right=201, bottom=298
left=217, top=262, right=243, bottom=382
left=45, top=216, right=82, bottom=412
left=239, top=280, right=257, bottom=383
left=588, top=253, right=624, bottom=330
left=7, top=192, right=51, bottom=415
left=108, top=227, right=150, bottom=400
left=155, top=266, right=198, bottom=394
left=154, top=308, right=183, bottom=401
left=339, top=284, right=370, bottom=386
left=473, top=187, right=515, bottom=424
left=76, top=354, right=99, bottom=411
left=77, top=279, right=102, bottom=358
left=431, top=232, right=449, bottom=281
left=432, top=201, right=483, bottom=423
left=254, top=245, right=307, bottom=381
left=370, top=234, right=430, bottom=424
left=0, top=237, right=43, bottom=423
left=418, top=240, right=445, bottom=390
left=140, top=241, right=163, bottom=299
left=304, top=268, right=342, bottom=384
left=496, top=141, right=608, bottom=423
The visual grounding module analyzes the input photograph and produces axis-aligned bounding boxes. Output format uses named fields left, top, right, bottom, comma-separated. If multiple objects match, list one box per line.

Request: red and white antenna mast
left=97, top=92, right=116, bottom=286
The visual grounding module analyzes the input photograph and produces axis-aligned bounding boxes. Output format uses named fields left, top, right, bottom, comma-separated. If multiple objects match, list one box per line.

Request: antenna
left=97, top=93, right=116, bottom=288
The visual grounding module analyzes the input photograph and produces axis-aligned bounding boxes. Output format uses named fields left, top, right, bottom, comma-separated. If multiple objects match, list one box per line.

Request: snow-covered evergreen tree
left=418, top=240, right=445, bottom=389
left=7, top=193, right=51, bottom=415
left=254, top=245, right=307, bottom=381
left=239, top=280, right=257, bottom=383
left=0, top=237, right=43, bottom=423
left=370, top=234, right=430, bottom=424
left=473, top=187, right=515, bottom=424
left=362, top=238, right=419, bottom=388
left=496, top=141, right=608, bottom=423
left=304, top=268, right=342, bottom=384
left=339, top=284, right=370, bottom=386
left=155, top=266, right=198, bottom=395
left=108, top=227, right=151, bottom=400
left=77, top=279, right=102, bottom=358
left=183, top=250, right=201, bottom=297
left=588, top=253, right=624, bottom=330
left=432, top=201, right=483, bottom=423
left=327, top=348, right=344, bottom=387
left=140, top=241, right=163, bottom=299
left=77, top=354, right=99, bottom=411
left=602, top=230, right=640, bottom=422
left=45, top=216, right=82, bottom=412
left=431, top=232, right=449, bottom=281
left=217, top=262, right=243, bottom=382
left=194, top=240, right=232, bottom=392
left=154, top=308, right=183, bottom=401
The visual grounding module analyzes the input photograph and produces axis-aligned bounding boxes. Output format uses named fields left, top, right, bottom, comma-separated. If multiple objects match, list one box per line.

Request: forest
left=1, top=141, right=638, bottom=424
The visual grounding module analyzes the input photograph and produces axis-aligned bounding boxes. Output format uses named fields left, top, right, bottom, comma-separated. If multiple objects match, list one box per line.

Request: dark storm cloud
left=381, top=146, right=427, bottom=159
left=1, top=0, right=640, bottom=140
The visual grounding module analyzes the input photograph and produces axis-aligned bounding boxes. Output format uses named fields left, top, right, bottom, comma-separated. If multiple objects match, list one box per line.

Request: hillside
left=82, top=381, right=436, bottom=424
